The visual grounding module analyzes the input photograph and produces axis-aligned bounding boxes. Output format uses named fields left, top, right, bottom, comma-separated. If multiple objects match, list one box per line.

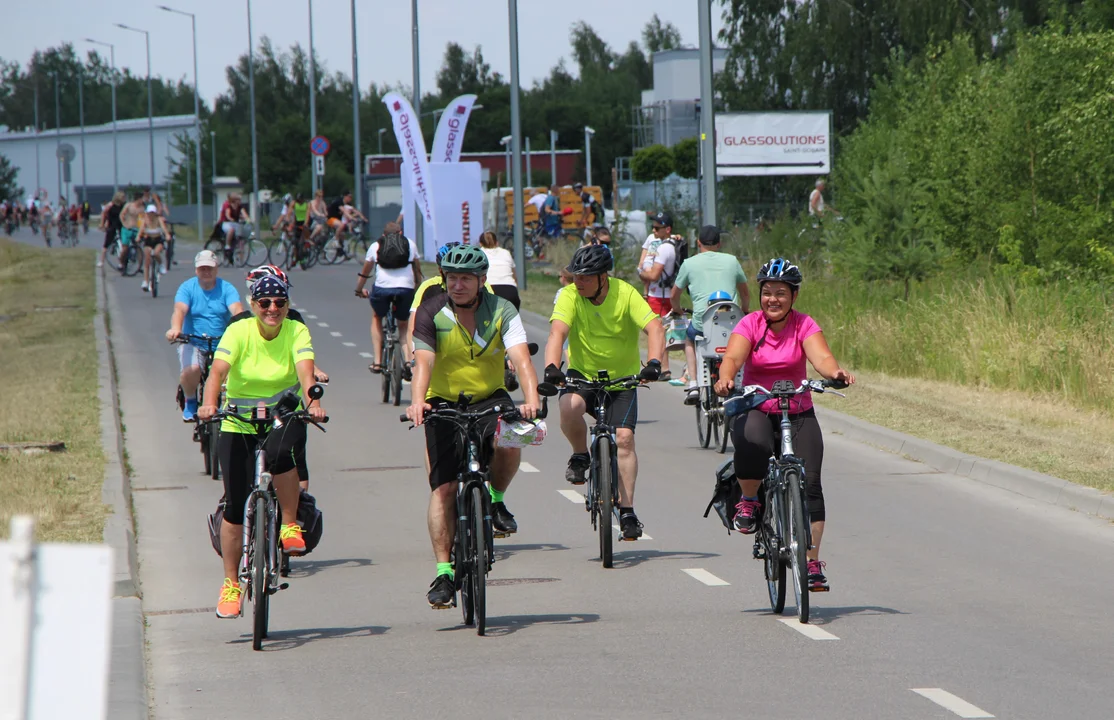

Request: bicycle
left=400, top=394, right=547, bottom=635
left=716, top=378, right=846, bottom=624
left=172, top=334, right=223, bottom=479
left=108, top=234, right=141, bottom=276
left=205, top=222, right=266, bottom=268
left=204, top=384, right=328, bottom=650
left=380, top=310, right=404, bottom=406
left=322, top=220, right=370, bottom=265
left=541, top=372, right=646, bottom=568
left=692, top=301, right=746, bottom=453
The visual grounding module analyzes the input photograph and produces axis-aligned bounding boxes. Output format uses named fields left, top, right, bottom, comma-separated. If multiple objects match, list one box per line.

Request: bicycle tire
left=785, top=469, right=810, bottom=623
left=273, top=239, right=292, bottom=269
left=240, top=240, right=268, bottom=268
left=596, top=436, right=614, bottom=568
left=106, top=242, right=122, bottom=271
left=471, top=484, right=487, bottom=636
left=762, top=487, right=786, bottom=614
left=209, top=426, right=222, bottom=479
left=715, top=395, right=730, bottom=454
left=203, top=238, right=229, bottom=267
left=150, top=262, right=159, bottom=298
left=200, top=429, right=211, bottom=476
left=459, top=520, right=475, bottom=627
left=380, top=341, right=392, bottom=403
left=391, top=341, right=403, bottom=407
left=251, top=495, right=269, bottom=650
left=321, top=237, right=344, bottom=265
left=300, top=240, right=319, bottom=270
left=696, top=388, right=712, bottom=449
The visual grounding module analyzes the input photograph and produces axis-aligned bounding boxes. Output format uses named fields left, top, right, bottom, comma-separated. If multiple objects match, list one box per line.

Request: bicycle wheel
left=239, top=240, right=268, bottom=268
left=203, top=238, right=229, bottom=266
left=321, top=236, right=344, bottom=264
left=696, top=388, right=712, bottom=449
left=150, top=260, right=159, bottom=298
left=380, top=341, right=392, bottom=403
left=596, top=437, right=614, bottom=568
left=210, top=426, right=221, bottom=480
left=785, top=469, right=810, bottom=623
left=300, top=240, right=319, bottom=269
left=459, top=515, right=474, bottom=627
left=251, top=495, right=269, bottom=650
left=715, top=395, right=731, bottom=454
left=273, top=239, right=292, bottom=269
left=390, top=341, right=403, bottom=407
left=200, top=428, right=211, bottom=476
left=761, top=485, right=786, bottom=614
left=471, top=484, right=487, bottom=636
left=106, top=241, right=122, bottom=271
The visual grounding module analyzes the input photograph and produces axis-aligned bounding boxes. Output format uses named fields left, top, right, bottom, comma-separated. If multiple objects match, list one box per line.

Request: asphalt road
left=13, top=226, right=1114, bottom=719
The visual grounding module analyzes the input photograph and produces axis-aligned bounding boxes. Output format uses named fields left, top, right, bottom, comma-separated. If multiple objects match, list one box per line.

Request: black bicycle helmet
left=756, top=258, right=803, bottom=288
left=567, top=244, right=613, bottom=275
left=440, top=244, right=489, bottom=275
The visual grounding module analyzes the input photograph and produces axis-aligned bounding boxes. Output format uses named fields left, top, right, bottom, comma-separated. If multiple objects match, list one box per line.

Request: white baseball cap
left=146, top=204, right=158, bottom=213
left=194, top=250, right=219, bottom=268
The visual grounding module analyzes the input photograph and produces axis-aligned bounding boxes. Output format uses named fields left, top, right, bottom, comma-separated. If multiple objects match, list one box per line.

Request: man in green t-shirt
left=544, top=244, right=666, bottom=540
left=670, top=225, right=750, bottom=404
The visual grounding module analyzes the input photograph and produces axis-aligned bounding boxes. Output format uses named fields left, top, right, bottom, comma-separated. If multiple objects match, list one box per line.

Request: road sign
left=314, top=155, right=325, bottom=176
left=310, top=136, right=331, bottom=156
left=56, top=143, right=76, bottom=162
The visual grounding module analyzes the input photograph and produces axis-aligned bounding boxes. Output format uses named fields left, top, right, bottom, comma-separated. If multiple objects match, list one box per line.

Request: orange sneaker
left=216, top=578, right=243, bottom=618
left=280, top=523, right=306, bottom=555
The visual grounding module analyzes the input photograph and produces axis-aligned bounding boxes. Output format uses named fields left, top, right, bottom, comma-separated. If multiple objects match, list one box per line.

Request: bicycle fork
left=239, top=453, right=287, bottom=595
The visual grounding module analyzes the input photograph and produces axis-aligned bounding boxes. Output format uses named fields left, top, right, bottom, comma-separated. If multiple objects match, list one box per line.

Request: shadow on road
left=806, top=604, right=907, bottom=624
left=284, top=557, right=374, bottom=579
left=601, top=548, right=721, bottom=569
left=493, top=542, right=569, bottom=562
left=232, top=623, right=390, bottom=651
left=467, top=612, right=600, bottom=637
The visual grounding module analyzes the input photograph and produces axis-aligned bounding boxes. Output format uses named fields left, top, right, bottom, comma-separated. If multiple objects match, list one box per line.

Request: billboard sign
left=714, top=112, right=831, bottom=176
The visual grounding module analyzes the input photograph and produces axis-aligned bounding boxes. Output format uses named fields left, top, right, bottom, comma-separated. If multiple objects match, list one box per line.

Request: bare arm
left=643, top=317, right=665, bottom=365
left=355, top=259, right=375, bottom=296
left=227, top=301, right=244, bottom=316
left=736, top=282, right=751, bottom=313
left=506, top=343, right=540, bottom=417
left=295, top=358, right=327, bottom=420
left=200, top=359, right=231, bottom=417
left=411, top=257, right=423, bottom=285
left=670, top=285, right=684, bottom=315
left=166, top=302, right=189, bottom=340
left=406, top=349, right=435, bottom=424
left=715, top=332, right=753, bottom=396
left=639, top=261, right=665, bottom=284
left=544, top=320, right=571, bottom=370
left=801, top=332, right=855, bottom=384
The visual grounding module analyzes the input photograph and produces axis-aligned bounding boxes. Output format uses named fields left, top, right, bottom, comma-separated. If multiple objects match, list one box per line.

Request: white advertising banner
left=383, top=92, right=437, bottom=239
left=714, top=111, right=831, bottom=176
left=430, top=94, right=478, bottom=164
left=426, top=162, right=484, bottom=261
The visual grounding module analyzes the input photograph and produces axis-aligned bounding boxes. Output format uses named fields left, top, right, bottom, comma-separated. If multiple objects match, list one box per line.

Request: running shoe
left=619, top=511, right=644, bottom=540
left=279, top=523, right=306, bottom=555
left=732, top=498, right=761, bottom=534
left=492, top=502, right=517, bottom=535
left=216, top=578, right=243, bottom=618
left=565, top=453, right=590, bottom=485
left=808, top=559, right=830, bottom=592
left=427, top=573, right=455, bottom=609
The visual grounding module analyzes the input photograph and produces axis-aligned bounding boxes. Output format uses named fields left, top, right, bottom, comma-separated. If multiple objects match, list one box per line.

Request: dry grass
left=0, top=239, right=106, bottom=541
left=814, top=370, right=1114, bottom=491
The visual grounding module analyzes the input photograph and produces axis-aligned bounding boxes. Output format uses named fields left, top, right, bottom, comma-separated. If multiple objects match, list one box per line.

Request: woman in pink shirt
left=714, top=258, right=854, bottom=592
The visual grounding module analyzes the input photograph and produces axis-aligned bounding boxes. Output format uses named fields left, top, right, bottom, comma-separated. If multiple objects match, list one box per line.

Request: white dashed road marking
left=612, top=525, right=653, bottom=540
left=558, top=489, right=584, bottom=504
left=911, top=689, right=994, bottom=718
left=342, top=342, right=356, bottom=347
left=317, top=322, right=329, bottom=327
left=520, top=462, right=539, bottom=473
left=682, top=568, right=730, bottom=586
left=306, top=314, right=318, bottom=319
left=330, top=331, right=342, bottom=337
left=359, top=352, right=373, bottom=359
left=778, top=618, right=839, bottom=640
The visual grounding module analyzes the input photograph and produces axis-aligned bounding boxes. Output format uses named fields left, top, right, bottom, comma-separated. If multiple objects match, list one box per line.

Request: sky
left=4, top=0, right=726, bottom=104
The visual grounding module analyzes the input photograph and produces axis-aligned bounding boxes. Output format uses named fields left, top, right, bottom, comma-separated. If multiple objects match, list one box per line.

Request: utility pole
left=85, top=39, right=118, bottom=193
left=246, top=0, right=260, bottom=219
left=585, top=126, right=595, bottom=186
left=79, top=73, right=87, bottom=204
left=697, top=0, right=717, bottom=225
left=508, top=0, right=526, bottom=288
left=549, top=129, right=557, bottom=186
left=308, top=0, right=318, bottom=193
left=53, top=72, right=61, bottom=202
left=350, top=0, right=362, bottom=214
left=411, top=0, right=423, bottom=248
left=525, top=137, right=532, bottom=188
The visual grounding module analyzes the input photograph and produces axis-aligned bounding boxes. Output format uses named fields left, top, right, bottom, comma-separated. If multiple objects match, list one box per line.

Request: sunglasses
left=652, top=225, right=665, bottom=231
left=255, top=298, right=288, bottom=309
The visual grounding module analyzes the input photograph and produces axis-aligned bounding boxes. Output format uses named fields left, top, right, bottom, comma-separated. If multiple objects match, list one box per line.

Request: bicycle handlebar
left=549, top=374, right=646, bottom=393
left=170, top=333, right=222, bottom=349
left=204, top=407, right=329, bottom=432
left=399, top=396, right=548, bottom=425
left=724, top=378, right=847, bottom=414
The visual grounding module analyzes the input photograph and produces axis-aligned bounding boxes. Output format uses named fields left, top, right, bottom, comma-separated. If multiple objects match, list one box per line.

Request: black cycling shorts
left=103, top=229, right=118, bottom=249
left=560, top=370, right=638, bottom=431
left=424, top=389, right=513, bottom=490
left=219, top=423, right=306, bottom=524
left=141, top=235, right=164, bottom=249
left=731, top=408, right=826, bottom=522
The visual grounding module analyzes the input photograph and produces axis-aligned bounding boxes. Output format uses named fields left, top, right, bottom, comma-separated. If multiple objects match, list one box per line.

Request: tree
left=642, top=14, right=682, bottom=53
left=630, top=144, right=673, bottom=204
left=435, top=43, right=502, bottom=98
left=0, top=152, right=22, bottom=200
left=672, top=137, right=698, bottom=179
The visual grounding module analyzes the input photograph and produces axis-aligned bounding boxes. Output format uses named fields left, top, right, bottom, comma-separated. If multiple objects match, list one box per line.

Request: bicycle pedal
left=492, top=530, right=511, bottom=539
left=808, top=586, right=830, bottom=593
left=278, top=582, right=289, bottom=591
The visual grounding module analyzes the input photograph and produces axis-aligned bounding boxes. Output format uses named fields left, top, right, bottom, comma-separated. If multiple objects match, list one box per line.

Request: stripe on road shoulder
left=330, top=331, right=342, bottom=337
left=911, top=689, right=994, bottom=718
left=359, top=352, right=373, bottom=358
left=342, top=342, right=356, bottom=347
left=306, top=314, right=317, bottom=319
left=557, top=489, right=584, bottom=503
left=682, top=568, right=730, bottom=586
left=520, top=462, right=539, bottom=473
left=317, top=322, right=329, bottom=327
left=778, top=618, right=839, bottom=640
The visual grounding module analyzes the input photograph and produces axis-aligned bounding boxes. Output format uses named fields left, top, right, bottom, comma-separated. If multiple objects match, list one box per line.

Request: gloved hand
left=544, top=363, right=566, bottom=386
left=638, top=359, right=662, bottom=383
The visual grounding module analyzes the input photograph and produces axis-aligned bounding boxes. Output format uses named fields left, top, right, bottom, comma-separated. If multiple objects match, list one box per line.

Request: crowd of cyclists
left=153, top=181, right=854, bottom=619
left=1, top=196, right=92, bottom=247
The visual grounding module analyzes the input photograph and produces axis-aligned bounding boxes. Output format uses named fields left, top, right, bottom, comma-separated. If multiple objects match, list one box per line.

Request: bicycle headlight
left=468, top=460, right=481, bottom=473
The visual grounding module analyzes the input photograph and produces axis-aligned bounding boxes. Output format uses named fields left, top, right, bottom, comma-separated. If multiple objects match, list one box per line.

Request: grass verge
left=0, top=238, right=107, bottom=541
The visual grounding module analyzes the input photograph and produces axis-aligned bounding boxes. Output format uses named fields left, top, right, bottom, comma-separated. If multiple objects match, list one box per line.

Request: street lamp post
left=245, top=0, right=260, bottom=220
left=308, top=0, right=318, bottom=193
left=525, top=137, right=532, bottom=187
left=116, top=23, right=156, bottom=189
left=210, top=131, right=217, bottom=208
left=79, top=73, right=87, bottom=204
left=584, top=126, right=595, bottom=187
left=33, top=80, right=40, bottom=199
left=53, top=72, right=61, bottom=203
left=508, top=0, right=526, bottom=288
left=158, top=5, right=204, bottom=243
left=350, top=0, right=361, bottom=214
left=697, top=0, right=718, bottom=225
left=411, top=0, right=423, bottom=248
left=84, top=39, right=118, bottom=194
left=549, top=129, right=557, bottom=186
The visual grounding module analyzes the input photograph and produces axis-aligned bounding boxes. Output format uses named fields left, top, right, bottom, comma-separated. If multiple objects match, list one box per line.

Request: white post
left=3, top=516, right=36, bottom=720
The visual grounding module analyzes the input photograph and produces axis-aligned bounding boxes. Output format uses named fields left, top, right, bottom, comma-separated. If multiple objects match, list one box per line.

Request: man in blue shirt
left=166, top=250, right=243, bottom=420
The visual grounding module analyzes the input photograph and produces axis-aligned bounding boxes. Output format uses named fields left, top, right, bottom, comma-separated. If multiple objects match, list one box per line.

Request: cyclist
left=713, top=258, right=854, bottom=592
left=307, top=188, right=329, bottom=243
left=669, top=225, right=750, bottom=405
left=166, top=250, right=243, bottom=421
left=119, top=191, right=144, bottom=264
left=405, top=244, right=541, bottom=609
left=97, top=192, right=126, bottom=269
left=199, top=274, right=326, bottom=618
left=81, top=200, right=91, bottom=234
left=219, top=193, right=251, bottom=262
left=40, top=202, right=55, bottom=247
left=478, top=230, right=519, bottom=309
left=541, top=184, right=563, bottom=237
left=274, top=193, right=294, bottom=237
left=410, top=242, right=495, bottom=314
left=543, top=244, right=666, bottom=540
left=326, top=189, right=366, bottom=244
left=138, top=204, right=169, bottom=292
left=354, top=222, right=421, bottom=377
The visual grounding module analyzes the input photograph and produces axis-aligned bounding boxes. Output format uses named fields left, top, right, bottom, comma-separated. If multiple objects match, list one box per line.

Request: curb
left=814, top=405, right=1114, bottom=521
left=95, top=268, right=151, bottom=719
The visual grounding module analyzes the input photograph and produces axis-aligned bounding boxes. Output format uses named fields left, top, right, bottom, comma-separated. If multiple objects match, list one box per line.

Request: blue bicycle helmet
left=708, top=290, right=733, bottom=303
left=436, top=241, right=461, bottom=264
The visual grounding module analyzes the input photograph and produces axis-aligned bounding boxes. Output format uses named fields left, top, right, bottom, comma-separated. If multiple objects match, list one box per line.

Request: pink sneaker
left=732, top=498, right=761, bottom=534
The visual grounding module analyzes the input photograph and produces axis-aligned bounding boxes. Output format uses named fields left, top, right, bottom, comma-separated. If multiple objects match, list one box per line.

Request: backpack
left=377, top=232, right=411, bottom=269
left=659, top=236, right=689, bottom=289
left=207, top=490, right=324, bottom=557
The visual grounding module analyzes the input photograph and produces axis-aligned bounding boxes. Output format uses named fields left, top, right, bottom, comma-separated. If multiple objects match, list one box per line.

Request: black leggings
left=219, top=423, right=306, bottom=524
left=491, top=284, right=521, bottom=310
left=731, top=408, right=826, bottom=522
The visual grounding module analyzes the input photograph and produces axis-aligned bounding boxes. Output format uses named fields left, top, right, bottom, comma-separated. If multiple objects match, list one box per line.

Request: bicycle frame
left=240, top=438, right=281, bottom=595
